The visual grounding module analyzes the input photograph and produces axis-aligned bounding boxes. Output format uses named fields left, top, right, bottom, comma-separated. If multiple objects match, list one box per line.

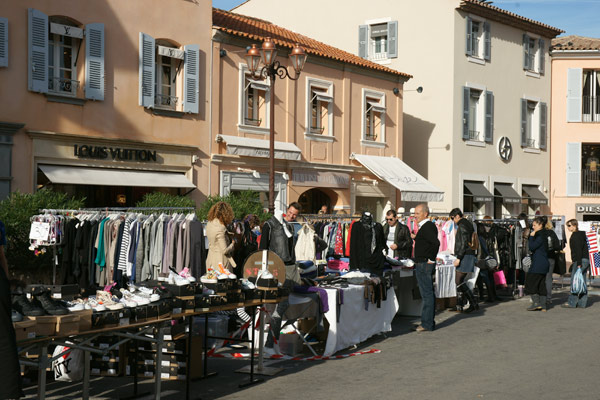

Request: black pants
left=0, top=268, right=21, bottom=399
left=525, top=272, right=547, bottom=296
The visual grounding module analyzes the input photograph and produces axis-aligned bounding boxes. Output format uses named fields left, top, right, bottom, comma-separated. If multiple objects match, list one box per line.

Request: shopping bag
left=52, top=343, right=83, bottom=382
left=493, top=270, right=507, bottom=287
left=571, top=268, right=587, bottom=295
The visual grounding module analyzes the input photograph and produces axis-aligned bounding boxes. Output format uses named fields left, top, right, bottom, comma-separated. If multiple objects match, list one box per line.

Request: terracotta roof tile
left=552, top=35, right=600, bottom=51
left=459, top=0, right=563, bottom=37
left=212, top=8, right=411, bottom=79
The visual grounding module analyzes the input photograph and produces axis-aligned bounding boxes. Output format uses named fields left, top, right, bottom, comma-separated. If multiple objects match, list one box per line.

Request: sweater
left=569, top=230, right=588, bottom=264
left=413, top=220, right=440, bottom=262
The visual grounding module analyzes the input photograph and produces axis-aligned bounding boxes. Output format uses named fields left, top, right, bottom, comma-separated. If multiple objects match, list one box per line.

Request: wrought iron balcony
left=525, top=138, right=536, bottom=148
left=48, top=77, right=80, bottom=94
left=244, top=117, right=262, bottom=127
left=468, top=129, right=482, bottom=141
left=154, top=94, right=178, bottom=110
left=583, top=168, right=600, bottom=196
left=583, top=96, right=600, bottom=122
left=310, top=126, right=325, bottom=134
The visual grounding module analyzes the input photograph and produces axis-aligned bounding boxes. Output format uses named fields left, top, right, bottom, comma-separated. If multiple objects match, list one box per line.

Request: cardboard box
left=279, top=332, right=303, bottom=356
left=73, top=310, right=93, bottom=332
left=28, top=315, right=57, bottom=336
left=55, top=314, right=80, bottom=336
left=13, top=318, right=37, bottom=341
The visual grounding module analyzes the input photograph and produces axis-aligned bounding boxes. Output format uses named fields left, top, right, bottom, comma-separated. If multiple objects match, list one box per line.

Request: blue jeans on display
left=415, top=261, right=436, bottom=331
left=568, top=258, right=589, bottom=308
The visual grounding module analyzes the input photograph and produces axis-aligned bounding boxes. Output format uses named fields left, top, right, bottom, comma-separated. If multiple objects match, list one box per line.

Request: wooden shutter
left=138, top=32, right=155, bottom=107
left=465, top=17, right=472, bottom=56
left=387, top=21, right=398, bottom=59
left=183, top=44, right=199, bottom=114
left=522, top=33, right=530, bottom=70
left=539, top=102, right=547, bottom=150
left=0, top=17, right=7, bottom=68
left=358, top=25, right=368, bottom=58
left=483, top=22, right=491, bottom=61
left=85, top=23, right=104, bottom=100
left=485, top=91, right=494, bottom=143
left=463, top=87, right=470, bottom=140
left=566, top=68, right=582, bottom=122
left=28, top=8, right=48, bottom=93
left=520, top=98, right=527, bottom=147
left=538, top=39, right=545, bottom=75
left=566, top=142, right=581, bottom=196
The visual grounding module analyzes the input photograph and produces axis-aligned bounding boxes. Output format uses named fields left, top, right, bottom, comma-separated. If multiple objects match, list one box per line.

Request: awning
left=216, top=134, right=301, bottom=161
left=351, top=154, right=444, bottom=202
left=522, top=185, right=548, bottom=205
left=39, top=165, right=196, bottom=189
left=464, top=182, right=493, bottom=203
left=494, top=183, right=521, bottom=204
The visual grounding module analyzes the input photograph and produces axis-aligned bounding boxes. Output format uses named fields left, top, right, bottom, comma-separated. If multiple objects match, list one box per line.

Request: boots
left=539, top=296, right=547, bottom=311
left=459, top=285, right=479, bottom=313
left=527, top=294, right=542, bottom=311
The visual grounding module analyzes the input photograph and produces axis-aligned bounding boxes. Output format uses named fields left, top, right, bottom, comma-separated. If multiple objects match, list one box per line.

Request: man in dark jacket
left=383, top=209, right=412, bottom=259
left=411, top=204, right=440, bottom=332
left=450, top=208, right=479, bottom=313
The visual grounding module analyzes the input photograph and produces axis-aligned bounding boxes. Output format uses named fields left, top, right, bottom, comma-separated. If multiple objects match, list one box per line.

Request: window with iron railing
left=48, top=25, right=79, bottom=96
left=583, top=70, right=600, bottom=122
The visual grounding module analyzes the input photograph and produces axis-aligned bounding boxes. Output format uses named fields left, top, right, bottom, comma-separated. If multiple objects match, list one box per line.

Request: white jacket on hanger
left=295, top=224, right=316, bottom=263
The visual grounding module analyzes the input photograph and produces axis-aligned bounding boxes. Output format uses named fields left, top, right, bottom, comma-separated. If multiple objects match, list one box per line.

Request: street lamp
left=245, top=37, right=307, bottom=214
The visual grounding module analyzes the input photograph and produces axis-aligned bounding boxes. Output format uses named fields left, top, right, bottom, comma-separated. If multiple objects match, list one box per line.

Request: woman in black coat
left=562, top=219, right=590, bottom=308
left=525, top=216, right=549, bottom=311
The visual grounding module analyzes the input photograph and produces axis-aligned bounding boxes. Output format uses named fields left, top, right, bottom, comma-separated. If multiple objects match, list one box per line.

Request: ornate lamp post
left=245, top=38, right=307, bottom=214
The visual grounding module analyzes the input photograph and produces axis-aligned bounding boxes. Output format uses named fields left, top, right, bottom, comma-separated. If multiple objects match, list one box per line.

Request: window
left=462, top=86, right=493, bottom=144
left=581, top=143, right=600, bottom=195
left=243, top=74, right=268, bottom=128
left=0, top=17, right=8, bottom=68
left=466, top=17, right=490, bottom=61
left=358, top=20, right=398, bottom=61
left=523, top=34, right=545, bottom=75
left=583, top=70, right=600, bottom=122
left=139, top=33, right=199, bottom=114
left=520, top=98, right=547, bottom=150
left=362, top=89, right=385, bottom=145
left=28, top=9, right=104, bottom=100
left=305, top=78, right=333, bottom=139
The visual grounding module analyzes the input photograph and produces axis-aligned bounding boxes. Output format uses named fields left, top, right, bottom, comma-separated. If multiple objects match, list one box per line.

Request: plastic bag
left=52, top=343, right=83, bottom=382
left=571, top=268, right=587, bottom=295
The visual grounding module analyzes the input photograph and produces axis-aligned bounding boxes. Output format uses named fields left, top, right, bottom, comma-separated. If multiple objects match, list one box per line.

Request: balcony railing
left=244, top=117, right=262, bottom=127
left=583, top=96, right=600, bottom=122
left=310, top=126, right=325, bottom=134
left=525, top=138, right=536, bottom=148
left=468, top=130, right=481, bottom=141
left=154, top=94, right=178, bottom=110
left=48, top=77, right=80, bottom=94
left=583, top=168, right=600, bottom=195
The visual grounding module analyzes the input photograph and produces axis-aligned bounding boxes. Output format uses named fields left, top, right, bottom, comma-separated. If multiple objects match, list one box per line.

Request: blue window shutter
left=522, top=34, right=530, bottom=70
left=28, top=8, right=48, bottom=93
left=520, top=99, right=527, bottom=147
left=183, top=44, right=199, bottom=114
left=539, top=102, right=547, bottom=150
left=538, top=38, right=545, bottom=75
left=85, top=23, right=104, bottom=101
left=466, top=17, right=472, bottom=56
left=138, top=32, right=155, bottom=107
left=485, top=91, right=494, bottom=143
left=483, top=22, right=491, bottom=61
left=566, top=142, right=581, bottom=196
left=358, top=25, right=368, bottom=58
left=463, top=87, right=470, bottom=140
left=567, top=68, right=583, bottom=122
left=387, top=21, right=398, bottom=59
left=0, top=17, right=8, bottom=68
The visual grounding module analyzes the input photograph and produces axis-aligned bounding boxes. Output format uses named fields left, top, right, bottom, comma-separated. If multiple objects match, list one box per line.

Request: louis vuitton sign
left=292, top=169, right=350, bottom=188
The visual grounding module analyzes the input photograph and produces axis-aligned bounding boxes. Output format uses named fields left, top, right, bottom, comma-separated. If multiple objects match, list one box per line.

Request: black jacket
left=569, top=230, right=588, bottom=265
left=413, top=220, right=440, bottom=262
left=454, top=218, right=475, bottom=260
left=383, top=222, right=413, bottom=258
left=528, top=230, right=549, bottom=274
left=259, top=217, right=295, bottom=265
left=349, top=221, right=386, bottom=275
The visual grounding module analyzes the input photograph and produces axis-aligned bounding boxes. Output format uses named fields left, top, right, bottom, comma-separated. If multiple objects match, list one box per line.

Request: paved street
left=22, top=285, right=600, bottom=400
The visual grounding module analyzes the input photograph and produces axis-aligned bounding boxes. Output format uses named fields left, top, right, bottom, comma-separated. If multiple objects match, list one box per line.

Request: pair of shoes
left=217, top=263, right=236, bottom=279
left=413, top=325, right=430, bottom=333
left=560, top=303, right=575, bottom=308
left=36, top=291, right=69, bottom=315
left=12, top=293, right=45, bottom=316
left=527, top=304, right=542, bottom=311
left=96, top=290, right=124, bottom=310
left=168, top=270, right=190, bottom=286
left=179, top=267, right=197, bottom=283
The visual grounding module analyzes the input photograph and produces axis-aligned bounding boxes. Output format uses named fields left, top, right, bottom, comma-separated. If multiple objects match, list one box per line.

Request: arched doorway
left=298, top=188, right=336, bottom=214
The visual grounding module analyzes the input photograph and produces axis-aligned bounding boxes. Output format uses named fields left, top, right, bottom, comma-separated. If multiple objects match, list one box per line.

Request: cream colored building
left=236, top=0, right=562, bottom=217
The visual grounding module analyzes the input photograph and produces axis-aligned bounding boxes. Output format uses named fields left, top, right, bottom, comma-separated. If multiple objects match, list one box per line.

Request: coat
left=528, top=231, right=549, bottom=274
left=383, top=222, right=413, bottom=258
left=205, top=219, right=236, bottom=271
left=454, top=218, right=475, bottom=260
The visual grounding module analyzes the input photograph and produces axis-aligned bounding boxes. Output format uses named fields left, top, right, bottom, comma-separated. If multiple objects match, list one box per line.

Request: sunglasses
left=386, top=218, right=395, bottom=221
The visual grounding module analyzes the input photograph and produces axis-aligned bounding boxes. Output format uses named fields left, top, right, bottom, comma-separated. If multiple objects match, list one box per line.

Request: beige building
left=236, top=0, right=562, bottom=217
left=550, top=36, right=600, bottom=222
left=210, top=9, right=442, bottom=217
left=0, top=0, right=211, bottom=206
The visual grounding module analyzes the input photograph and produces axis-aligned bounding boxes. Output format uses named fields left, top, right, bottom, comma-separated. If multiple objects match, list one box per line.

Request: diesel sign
left=576, top=204, right=600, bottom=214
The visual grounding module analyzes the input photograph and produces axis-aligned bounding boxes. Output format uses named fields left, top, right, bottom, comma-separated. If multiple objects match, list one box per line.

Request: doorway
left=298, top=188, right=333, bottom=214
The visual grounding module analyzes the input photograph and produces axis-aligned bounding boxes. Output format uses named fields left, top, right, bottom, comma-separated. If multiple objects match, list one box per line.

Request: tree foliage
left=135, top=192, right=196, bottom=211
left=196, top=191, right=270, bottom=222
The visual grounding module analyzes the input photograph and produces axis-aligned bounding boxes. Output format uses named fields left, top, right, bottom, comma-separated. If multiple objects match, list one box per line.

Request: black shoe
left=12, top=293, right=45, bottom=316
left=110, top=286, right=123, bottom=299
left=35, top=291, right=69, bottom=315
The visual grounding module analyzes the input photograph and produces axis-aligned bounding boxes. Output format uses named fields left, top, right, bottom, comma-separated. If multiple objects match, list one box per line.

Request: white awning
left=216, top=134, right=302, bottom=161
left=39, top=165, right=196, bottom=189
left=351, top=154, right=444, bottom=202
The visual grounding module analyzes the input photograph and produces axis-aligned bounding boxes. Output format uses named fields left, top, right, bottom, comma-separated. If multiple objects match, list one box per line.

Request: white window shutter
left=387, top=21, right=398, bottom=59
left=85, top=23, right=104, bottom=101
left=566, top=68, right=582, bottom=122
left=522, top=33, right=530, bottom=70
left=28, top=8, right=48, bottom=93
left=485, top=91, right=494, bottom=143
left=358, top=25, right=368, bottom=58
left=463, top=86, right=470, bottom=140
left=139, top=32, right=155, bottom=107
left=520, top=99, right=527, bottom=147
left=0, top=17, right=8, bottom=68
left=465, top=17, right=472, bottom=56
left=538, top=39, right=545, bottom=75
left=483, top=22, right=491, bottom=61
left=566, top=142, right=581, bottom=196
left=183, top=44, right=199, bottom=114
left=539, top=102, right=547, bottom=150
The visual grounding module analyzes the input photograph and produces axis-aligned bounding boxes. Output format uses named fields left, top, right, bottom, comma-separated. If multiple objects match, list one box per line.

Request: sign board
left=29, top=221, right=50, bottom=241
left=50, top=23, right=84, bottom=39
left=242, top=250, right=285, bottom=284
left=157, top=45, right=184, bottom=60
left=292, top=169, right=350, bottom=189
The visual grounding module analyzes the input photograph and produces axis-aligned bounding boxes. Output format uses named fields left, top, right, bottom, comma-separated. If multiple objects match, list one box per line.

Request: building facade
left=236, top=0, right=562, bottom=217
left=0, top=0, right=211, bottom=207
left=550, top=36, right=600, bottom=221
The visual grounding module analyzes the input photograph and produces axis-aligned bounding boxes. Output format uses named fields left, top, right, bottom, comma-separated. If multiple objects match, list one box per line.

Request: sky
left=212, top=0, right=600, bottom=38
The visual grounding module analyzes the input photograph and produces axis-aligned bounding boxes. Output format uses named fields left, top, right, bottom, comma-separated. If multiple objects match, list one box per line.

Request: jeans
left=546, top=258, right=555, bottom=302
left=568, top=258, right=589, bottom=308
left=415, top=261, right=436, bottom=331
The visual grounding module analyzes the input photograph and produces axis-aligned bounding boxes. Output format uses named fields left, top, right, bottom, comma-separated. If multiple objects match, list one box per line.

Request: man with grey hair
left=411, top=204, right=440, bottom=332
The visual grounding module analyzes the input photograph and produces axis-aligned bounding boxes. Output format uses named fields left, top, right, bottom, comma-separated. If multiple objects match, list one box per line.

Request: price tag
left=29, top=221, right=50, bottom=241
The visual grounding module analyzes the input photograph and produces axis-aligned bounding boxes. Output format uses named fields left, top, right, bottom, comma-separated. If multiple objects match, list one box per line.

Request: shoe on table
left=12, top=293, right=45, bottom=316
left=86, top=297, right=107, bottom=311
left=121, top=288, right=148, bottom=306
left=12, top=309, right=23, bottom=322
left=168, top=270, right=190, bottom=286
left=179, top=267, right=197, bottom=283
left=96, top=290, right=124, bottom=311
left=35, top=291, right=69, bottom=315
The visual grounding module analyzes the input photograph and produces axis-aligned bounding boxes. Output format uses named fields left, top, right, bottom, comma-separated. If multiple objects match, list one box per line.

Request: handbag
left=554, top=252, right=567, bottom=275
left=493, top=270, right=507, bottom=286
left=522, top=255, right=532, bottom=273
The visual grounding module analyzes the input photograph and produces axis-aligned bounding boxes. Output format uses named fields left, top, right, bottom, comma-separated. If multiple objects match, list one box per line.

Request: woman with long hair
left=205, top=201, right=237, bottom=277
left=525, top=216, right=550, bottom=311
left=562, top=219, right=590, bottom=308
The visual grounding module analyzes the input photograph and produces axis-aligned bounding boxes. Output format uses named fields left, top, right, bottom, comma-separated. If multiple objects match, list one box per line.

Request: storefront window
left=355, top=196, right=384, bottom=222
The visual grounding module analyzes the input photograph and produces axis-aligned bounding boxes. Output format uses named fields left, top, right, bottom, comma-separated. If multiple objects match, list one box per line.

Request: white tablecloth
left=323, top=285, right=399, bottom=356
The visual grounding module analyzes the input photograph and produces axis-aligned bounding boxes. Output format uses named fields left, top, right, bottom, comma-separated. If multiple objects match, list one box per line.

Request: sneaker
left=121, top=288, right=149, bottom=306
left=96, top=291, right=124, bottom=311
left=87, top=297, right=107, bottom=311
left=12, top=293, right=45, bottom=316
left=168, top=270, right=190, bottom=286
left=35, top=291, right=69, bottom=315
left=12, top=309, right=23, bottom=322
left=200, top=269, right=218, bottom=284
left=217, top=263, right=237, bottom=279
left=63, top=300, right=84, bottom=312
left=119, top=296, right=137, bottom=308
left=179, top=267, right=197, bottom=282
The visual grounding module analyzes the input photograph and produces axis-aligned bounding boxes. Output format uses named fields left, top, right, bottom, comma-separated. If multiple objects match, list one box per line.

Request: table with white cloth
left=321, top=285, right=398, bottom=356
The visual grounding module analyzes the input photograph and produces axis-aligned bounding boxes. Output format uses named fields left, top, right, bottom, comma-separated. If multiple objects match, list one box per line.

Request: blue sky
left=212, top=0, right=600, bottom=38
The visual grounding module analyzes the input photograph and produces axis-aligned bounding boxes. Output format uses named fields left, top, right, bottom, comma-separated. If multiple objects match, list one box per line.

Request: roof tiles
left=552, top=35, right=600, bottom=51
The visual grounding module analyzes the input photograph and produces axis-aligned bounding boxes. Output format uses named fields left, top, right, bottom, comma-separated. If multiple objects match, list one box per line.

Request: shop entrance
left=298, top=188, right=334, bottom=214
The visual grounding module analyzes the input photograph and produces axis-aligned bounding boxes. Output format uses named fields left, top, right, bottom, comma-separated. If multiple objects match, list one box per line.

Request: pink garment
left=334, top=223, right=344, bottom=256
left=327, top=259, right=349, bottom=271
left=437, top=221, right=448, bottom=252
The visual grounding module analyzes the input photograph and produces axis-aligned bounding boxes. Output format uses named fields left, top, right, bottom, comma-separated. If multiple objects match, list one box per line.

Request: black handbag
left=554, top=252, right=567, bottom=275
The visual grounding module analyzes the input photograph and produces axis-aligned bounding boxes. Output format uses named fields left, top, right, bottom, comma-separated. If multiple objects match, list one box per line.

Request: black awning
left=464, top=181, right=493, bottom=202
left=494, top=183, right=521, bottom=204
left=522, top=185, right=548, bottom=205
